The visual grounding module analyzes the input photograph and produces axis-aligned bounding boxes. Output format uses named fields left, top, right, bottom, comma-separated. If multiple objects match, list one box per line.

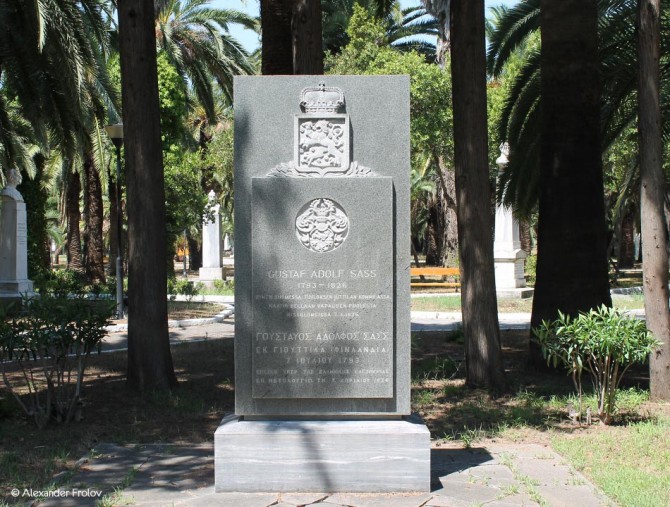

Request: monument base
left=497, top=287, right=534, bottom=299
left=214, top=415, right=430, bottom=493
left=199, top=267, right=224, bottom=282
left=494, top=250, right=526, bottom=290
left=0, top=279, right=34, bottom=298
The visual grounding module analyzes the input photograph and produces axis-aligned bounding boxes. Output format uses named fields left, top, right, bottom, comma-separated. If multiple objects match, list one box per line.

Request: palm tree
left=155, top=0, right=256, bottom=118
left=0, top=0, right=116, bottom=281
left=487, top=0, right=670, bottom=216
left=528, top=0, right=611, bottom=365
left=0, top=0, right=114, bottom=165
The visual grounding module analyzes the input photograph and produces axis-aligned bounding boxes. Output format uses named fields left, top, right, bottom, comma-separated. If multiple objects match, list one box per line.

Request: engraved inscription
left=295, top=199, right=349, bottom=253
left=253, top=268, right=394, bottom=397
left=17, top=221, right=27, bottom=245
left=251, top=177, right=394, bottom=399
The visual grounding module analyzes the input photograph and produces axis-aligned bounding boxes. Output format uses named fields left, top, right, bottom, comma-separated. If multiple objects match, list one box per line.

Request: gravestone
left=199, top=190, right=224, bottom=282
left=214, top=76, right=429, bottom=493
left=0, top=169, right=34, bottom=301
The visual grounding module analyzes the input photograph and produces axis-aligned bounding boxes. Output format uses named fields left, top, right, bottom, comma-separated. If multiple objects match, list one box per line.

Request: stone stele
left=215, top=76, right=429, bottom=493
left=0, top=169, right=34, bottom=299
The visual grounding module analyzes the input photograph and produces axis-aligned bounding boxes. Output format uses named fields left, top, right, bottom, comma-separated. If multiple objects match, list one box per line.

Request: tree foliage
left=326, top=5, right=452, bottom=171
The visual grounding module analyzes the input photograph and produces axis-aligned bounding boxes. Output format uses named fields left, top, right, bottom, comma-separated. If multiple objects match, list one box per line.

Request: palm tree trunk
left=451, top=0, right=505, bottom=390
left=83, top=152, right=105, bottom=283
left=119, top=0, right=177, bottom=392
left=66, top=169, right=84, bottom=273
left=519, top=219, right=532, bottom=255
left=638, top=0, right=670, bottom=401
left=530, top=0, right=611, bottom=365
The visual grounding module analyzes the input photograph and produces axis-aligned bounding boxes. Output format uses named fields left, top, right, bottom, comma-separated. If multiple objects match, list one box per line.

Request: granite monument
left=215, top=76, right=429, bottom=493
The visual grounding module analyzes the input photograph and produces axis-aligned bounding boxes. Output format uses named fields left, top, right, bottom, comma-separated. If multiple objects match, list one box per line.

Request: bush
left=534, top=305, right=660, bottom=425
left=32, top=269, right=88, bottom=296
left=212, top=278, right=234, bottom=294
left=167, top=278, right=202, bottom=301
left=0, top=295, right=114, bottom=428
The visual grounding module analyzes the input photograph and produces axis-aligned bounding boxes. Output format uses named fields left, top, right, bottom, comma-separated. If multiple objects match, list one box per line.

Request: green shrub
left=0, top=295, right=114, bottom=428
left=534, top=305, right=660, bottom=425
left=32, top=269, right=88, bottom=296
left=167, top=278, right=202, bottom=301
left=212, top=278, right=234, bottom=294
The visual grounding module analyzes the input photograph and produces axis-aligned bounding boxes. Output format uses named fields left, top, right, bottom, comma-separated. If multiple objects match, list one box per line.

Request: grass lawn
left=166, top=301, right=227, bottom=319
left=552, top=414, right=670, bottom=507
left=411, top=294, right=645, bottom=313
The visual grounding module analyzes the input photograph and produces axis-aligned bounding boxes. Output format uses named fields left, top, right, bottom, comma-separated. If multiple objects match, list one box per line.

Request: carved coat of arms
left=295, top=199, right=349, bottom=253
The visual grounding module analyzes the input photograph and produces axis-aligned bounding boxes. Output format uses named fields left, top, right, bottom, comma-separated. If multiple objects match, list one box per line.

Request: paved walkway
left=101, top=311, right=534, bottom=352
left=37, top=442, right=609, bottom=507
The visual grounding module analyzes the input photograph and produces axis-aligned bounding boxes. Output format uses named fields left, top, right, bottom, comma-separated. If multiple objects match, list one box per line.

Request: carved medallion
left=295, top=199, right=349, bottom=253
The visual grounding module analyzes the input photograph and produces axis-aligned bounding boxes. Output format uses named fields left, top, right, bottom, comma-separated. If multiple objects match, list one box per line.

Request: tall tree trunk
left=638, top=0, right=670, bottom=400
left=83, top=152, right=105, bottom=283
left=66, top=169, right=84, bottom=273
left=108, top=168, right=119, bottom=276
left=425, top=196, right=443, bottom=266
left=261, top=0, right=323, bottom=75
left=531, top=0, right=611, bottom=364
left=450, top=0, right=505, bottom=390
left=292, top=0, right=323, bottom=74
left=618, top=208, right=636, bottom=269
left=187, top=234, right=202, bottom=271
left=118, top=0, right=177, bottom=392
left=439, top=158, right=459, bottom=266
left=261, top=0, right=294, bottom=74
left=17, top=158, right=50, bottom=277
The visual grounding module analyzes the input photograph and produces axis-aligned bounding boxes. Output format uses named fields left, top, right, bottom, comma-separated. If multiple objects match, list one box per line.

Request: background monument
left=199, top=190, right=224, bottom=282
left=0, top=169, right=34, bottom=301
left=494, top=143, right=532, bottom=298
left=215, top=76, right=429, bottom=492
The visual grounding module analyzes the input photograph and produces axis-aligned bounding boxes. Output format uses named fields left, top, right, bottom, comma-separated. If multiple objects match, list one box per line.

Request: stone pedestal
left=493, top=204, right=526, bottom=290
left=1, top=173, right=34, bottom=301
left=215, top=415, right=430, bottom=493
left=199, top=190, right=224, bottom=282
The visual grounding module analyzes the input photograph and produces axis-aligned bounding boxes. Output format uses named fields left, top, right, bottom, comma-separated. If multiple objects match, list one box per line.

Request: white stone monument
left=494, top=144, right=531, bottom=297
left=0, top=169, right=34, bottom=300
left=199, top=190, right=224, bottom=281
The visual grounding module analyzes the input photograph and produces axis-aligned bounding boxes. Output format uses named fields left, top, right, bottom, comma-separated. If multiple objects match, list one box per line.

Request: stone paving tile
left=536, top=484, right=608, bottom=507
left=324, top=492, right=433, bottom=507
left=175, top=492, right=279, bottom=507
left=485, top=493, right=541, bottom=507
left=280, top=492, right=331, bottom=505
left=430, top=483, right=501, bottom=507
